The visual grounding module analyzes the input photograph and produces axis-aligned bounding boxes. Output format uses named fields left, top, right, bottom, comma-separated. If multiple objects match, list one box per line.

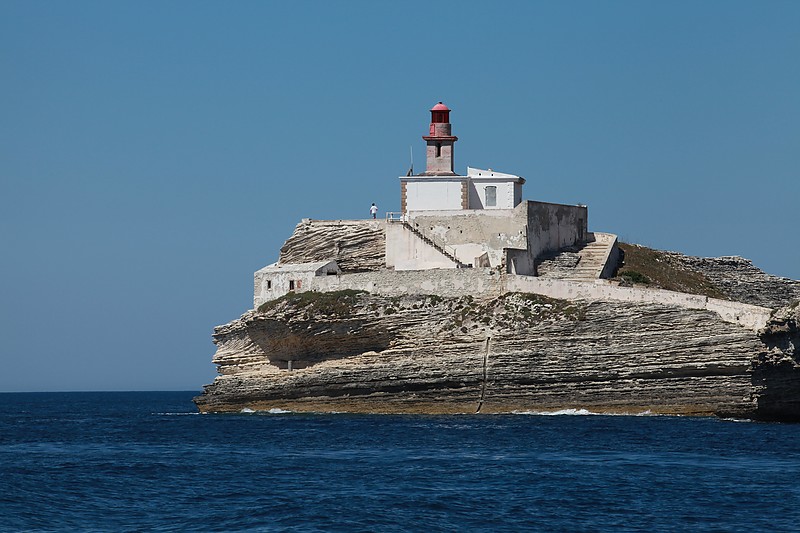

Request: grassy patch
left=616, top=243, right=727, bottom=299
left=621, top=270, right=650, bottom=284
left=257, top=289, right=367, bottom=317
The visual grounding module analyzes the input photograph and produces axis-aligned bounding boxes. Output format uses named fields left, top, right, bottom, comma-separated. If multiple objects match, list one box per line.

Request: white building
left=254, top=261, right=341, bottom=308
left=253, top=102, right=612, bottom=306
left=388, top=102, right=588, bottom=273
left=399, top=103, right=524, bottom=213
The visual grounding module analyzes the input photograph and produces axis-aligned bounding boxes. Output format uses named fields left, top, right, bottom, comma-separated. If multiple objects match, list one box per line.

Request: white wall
left=469, top=179, right=518, bottom=209
left=388, top=208, right=529, bottom=270
left=254, top=270, right=318, bottom=308
left=385, top=223, right=459, bottom=270
left=405, top=180, right=463, bottom=211
left=254, top=261, right=340, bottom=308
left=295, top=269, right=772, bottom=331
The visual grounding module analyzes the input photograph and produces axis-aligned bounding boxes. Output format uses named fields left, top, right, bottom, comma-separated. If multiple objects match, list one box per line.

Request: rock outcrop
left=195, top=291, right=800, bottom=421
left=198, top=225, right=800, bottom=420
left=753, top=302, right=800, bottom=420
left=667, top=254, right=800, bottom=309
left=278, top=219, right=385, bottom=273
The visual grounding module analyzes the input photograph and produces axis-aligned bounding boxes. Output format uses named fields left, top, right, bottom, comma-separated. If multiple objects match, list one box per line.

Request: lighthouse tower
left=398, top=102, right=524, bottom=213
left=422, top=102, right=458, bottom=175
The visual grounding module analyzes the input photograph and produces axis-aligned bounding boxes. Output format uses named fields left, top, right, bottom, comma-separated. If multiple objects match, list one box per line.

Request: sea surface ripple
left=2, top=392, right=800, bottom=532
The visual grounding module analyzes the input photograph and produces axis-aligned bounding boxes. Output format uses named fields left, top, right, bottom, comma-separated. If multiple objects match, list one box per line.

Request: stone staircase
left=401, top=221, right=470, bottom=268
left=536, top=233, right=617, bottom=280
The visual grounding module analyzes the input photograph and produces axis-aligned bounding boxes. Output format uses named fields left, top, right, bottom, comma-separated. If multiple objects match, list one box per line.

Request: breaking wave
left=511, top=408, right=657, bottom=416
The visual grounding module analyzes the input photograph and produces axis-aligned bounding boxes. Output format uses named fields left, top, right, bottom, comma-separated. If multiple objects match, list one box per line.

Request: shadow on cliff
left=752, top=304, right=800, bottom=422
left=246, top=316, right=392, bottom=370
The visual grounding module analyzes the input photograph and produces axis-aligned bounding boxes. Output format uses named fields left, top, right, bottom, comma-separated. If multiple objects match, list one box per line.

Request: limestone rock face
left=753, top=303, right=800, bottom=420
left=667, top=253, right=800, bottom=309
left=278, top=219, right=385, bottom=273
left=194, top=292, right=799, bottom=420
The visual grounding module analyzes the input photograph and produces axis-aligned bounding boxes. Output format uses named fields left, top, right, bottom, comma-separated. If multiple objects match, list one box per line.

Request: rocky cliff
left=278, top=219, right=384, bottom=272
left=197, top=223, right=800, bottom=420
left=617, top=243, right=800, bottom=309
left=195, top=290, right=800, bottom=421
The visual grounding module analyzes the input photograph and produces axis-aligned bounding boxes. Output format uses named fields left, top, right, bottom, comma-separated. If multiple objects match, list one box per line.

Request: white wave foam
left=512, top=408, right=599, bottom=416
left=238, top=407, right=293, bottom=414
left=511, top=408, right=660, bottom=417
left=155, top=412, right=200, bottom=416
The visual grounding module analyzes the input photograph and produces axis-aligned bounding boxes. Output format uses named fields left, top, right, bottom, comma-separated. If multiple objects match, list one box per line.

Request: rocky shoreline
left=195, top=218, right=800, bottom=420
left=194, top=288, right=800, bottom=421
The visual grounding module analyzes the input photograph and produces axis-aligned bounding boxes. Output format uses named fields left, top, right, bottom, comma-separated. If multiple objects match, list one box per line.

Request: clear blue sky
left=2, top=1, right=798, bottom=392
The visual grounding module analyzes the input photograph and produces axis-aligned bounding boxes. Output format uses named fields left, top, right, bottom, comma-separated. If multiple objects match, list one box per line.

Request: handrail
left=403, top=220, right=467, bottom=267
left=386, top=212, right=469, bottom=267
left=386, top=212, right=407, bottom=223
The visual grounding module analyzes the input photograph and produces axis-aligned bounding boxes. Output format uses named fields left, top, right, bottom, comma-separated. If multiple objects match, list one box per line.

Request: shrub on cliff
left=616, top=243, right=727, bottom=299
left=257, top=289, right=367, bottom=317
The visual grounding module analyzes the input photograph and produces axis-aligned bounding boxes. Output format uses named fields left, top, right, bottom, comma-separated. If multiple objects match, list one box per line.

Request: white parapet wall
left=503, top=275, right=772, bottom=331
left=285, top=269, right=772, bottom=331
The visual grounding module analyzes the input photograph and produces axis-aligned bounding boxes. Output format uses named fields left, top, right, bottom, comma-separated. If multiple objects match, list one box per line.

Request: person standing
left=370, top=203, right=378, bottom=219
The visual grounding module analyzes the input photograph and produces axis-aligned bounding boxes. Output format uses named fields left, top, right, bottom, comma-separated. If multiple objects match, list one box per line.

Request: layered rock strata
left=278, top=219, right=385, bottom=273
left=666, top=254, right=800, bottom=309
left=195, top=292, right=800, bottom=421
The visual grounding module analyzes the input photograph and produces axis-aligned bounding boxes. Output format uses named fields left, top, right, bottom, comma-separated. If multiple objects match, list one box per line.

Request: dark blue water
left=2, top=393, right=800, bottom=532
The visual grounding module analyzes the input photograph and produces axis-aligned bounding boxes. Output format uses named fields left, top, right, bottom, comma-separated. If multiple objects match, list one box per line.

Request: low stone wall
left=594, top=232, right=620, bottom=279
left=298, top=269, right=772, bottom=331
left=504, top=275, right=772, bottom=331
left=312, top=268, right=504, bottom=299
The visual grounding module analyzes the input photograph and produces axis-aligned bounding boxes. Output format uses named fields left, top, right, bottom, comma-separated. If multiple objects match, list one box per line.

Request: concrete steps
left=536, top=234, right=617, bottom=280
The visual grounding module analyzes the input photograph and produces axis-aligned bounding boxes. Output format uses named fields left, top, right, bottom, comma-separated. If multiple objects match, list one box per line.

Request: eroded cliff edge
left=195, top=221, right=800, bottom=420
left=195, top=290, right=800, bottom=420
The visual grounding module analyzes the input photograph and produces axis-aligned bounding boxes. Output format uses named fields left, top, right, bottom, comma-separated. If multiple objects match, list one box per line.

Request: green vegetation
left=257, top=289, right=367, bottom=317
left=615, top=243, right=727, bottom=299
left=621, top=270, right=650, bottom=284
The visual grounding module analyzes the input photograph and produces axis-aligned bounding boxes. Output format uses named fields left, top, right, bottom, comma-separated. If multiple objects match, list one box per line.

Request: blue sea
left=2, top=392, right=800, bottom=532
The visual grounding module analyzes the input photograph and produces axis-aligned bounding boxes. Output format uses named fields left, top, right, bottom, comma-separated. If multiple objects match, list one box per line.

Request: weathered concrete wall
left=594, top=233, right=620, bottom=279
left=469, top=179, right=518, bottom=209
left=403, top=206, right=529, bottom=269
left=285, top=268, right=770, bottom=330
left=403, top=179, right=466, bottom=211
left=527, top=201, right=588, bottom=259
left=254, top=261, right=340, bottom=309
left=310, top=268, right=504, bottom=300
left=384, top=201, right=593, bottom=273
left=385, top=223, right=459, bottom=271
left=504, top=275, right=771, bottom=331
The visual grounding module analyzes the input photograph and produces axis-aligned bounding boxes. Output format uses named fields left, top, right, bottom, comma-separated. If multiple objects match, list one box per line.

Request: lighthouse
left=422, top=102, right=458, bottom=175
left=398, top=102, right=525, bottom=213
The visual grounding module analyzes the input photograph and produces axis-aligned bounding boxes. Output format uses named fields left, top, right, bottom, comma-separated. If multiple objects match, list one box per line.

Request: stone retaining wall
left=297, top=269, right=772, bottom=331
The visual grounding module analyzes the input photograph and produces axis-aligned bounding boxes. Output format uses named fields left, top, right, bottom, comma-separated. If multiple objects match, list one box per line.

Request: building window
left=435, top=143, right=441, bottom=157
left=485, top=186, right=497, bottom=207
left=266, top=280, right=272, bottom=289
left=289, top=280, right=295, bottom=290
